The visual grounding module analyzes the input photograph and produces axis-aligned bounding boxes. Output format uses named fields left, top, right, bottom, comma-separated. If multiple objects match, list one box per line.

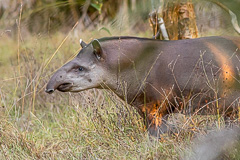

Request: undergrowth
left=0, top=30, right=240, bottom=159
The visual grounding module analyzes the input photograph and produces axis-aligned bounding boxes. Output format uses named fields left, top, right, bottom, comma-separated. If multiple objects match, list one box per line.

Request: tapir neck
left=99, top=38, right=163, bottom=107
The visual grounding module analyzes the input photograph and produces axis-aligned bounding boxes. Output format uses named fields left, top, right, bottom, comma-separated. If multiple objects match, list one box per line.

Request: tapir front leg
left=139, top=101, right=174, bottom=138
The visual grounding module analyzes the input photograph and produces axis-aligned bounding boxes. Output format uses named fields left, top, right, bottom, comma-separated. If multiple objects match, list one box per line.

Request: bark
left=150, top=0, right=198, bottom=40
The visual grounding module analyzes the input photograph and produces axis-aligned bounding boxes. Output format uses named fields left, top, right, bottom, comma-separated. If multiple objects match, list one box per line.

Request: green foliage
left=91, top=0, right=103, bottom=14
left=98, top=26, right=112, bottom=35
left=0, top=0, right=121, bottom=33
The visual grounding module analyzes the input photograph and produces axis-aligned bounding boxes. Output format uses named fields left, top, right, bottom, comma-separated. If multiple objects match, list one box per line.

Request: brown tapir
left=46, top=36, right=240, bottom=137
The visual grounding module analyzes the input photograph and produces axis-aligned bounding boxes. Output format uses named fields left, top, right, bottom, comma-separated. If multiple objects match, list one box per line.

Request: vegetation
left=0, top=0, right=240, bottom=159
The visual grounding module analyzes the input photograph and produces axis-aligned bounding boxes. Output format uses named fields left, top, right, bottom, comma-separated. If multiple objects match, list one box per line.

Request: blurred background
left=0, top=0, right=240, bottom=159
left=1, top=0, right=239, bottom=37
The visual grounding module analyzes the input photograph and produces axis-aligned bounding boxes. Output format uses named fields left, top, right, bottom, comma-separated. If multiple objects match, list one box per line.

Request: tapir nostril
left=45, top=89, right=55, bottom=94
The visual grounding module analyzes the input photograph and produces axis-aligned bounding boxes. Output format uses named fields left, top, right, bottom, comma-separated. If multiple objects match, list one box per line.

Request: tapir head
left=45, top=39, right=107, bottom=94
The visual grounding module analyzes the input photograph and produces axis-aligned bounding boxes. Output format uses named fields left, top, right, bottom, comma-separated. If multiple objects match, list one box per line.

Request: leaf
left=90, top=2, right=102, bottom=14
left=98, top=27, right=112, bottom=35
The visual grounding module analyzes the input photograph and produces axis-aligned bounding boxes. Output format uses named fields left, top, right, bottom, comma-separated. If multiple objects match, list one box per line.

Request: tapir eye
left=78, top=67, right=84, bottom=71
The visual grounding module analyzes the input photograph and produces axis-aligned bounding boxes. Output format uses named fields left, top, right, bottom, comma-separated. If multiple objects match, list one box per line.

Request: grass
left=1, top=27, right=240, bottom=159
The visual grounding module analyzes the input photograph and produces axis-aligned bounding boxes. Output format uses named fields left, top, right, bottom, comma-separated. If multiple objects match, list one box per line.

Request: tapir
left=46, top=36, right=240, bottom=137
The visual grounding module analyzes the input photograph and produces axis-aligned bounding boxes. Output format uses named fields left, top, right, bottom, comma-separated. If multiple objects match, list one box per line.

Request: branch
left=210, top=0, right=240, bottom=34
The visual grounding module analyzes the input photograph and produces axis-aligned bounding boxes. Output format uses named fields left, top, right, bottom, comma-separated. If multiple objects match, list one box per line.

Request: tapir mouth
left=57, top=83, right=73, bottom=92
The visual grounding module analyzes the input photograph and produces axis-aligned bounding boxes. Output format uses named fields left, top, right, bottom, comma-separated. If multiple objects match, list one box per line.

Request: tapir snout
left=45, top=67, right=74, bottom=94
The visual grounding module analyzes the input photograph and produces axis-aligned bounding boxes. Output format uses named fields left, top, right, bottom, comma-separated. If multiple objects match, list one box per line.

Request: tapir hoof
left=148, top=125, right=167, bottom=139
left=148, top=121, right=177, bottom=139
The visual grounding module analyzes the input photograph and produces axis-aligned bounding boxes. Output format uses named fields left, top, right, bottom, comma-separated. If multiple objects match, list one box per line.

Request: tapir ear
left=79, top=39, right=87, bottom=48
left=92, top=39, right=104, bottom=60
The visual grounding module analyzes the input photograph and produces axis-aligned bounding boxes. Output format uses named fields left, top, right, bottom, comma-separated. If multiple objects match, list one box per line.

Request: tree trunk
left=150, top=0, right=198, bottom=40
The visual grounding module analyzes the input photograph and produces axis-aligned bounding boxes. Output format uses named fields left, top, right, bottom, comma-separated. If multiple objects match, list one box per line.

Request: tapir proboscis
left=46, top=36, right=240, bottom=137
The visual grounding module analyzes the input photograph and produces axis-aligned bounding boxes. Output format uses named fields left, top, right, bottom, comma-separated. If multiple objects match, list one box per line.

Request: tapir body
left=46, top=36, right=240, bottom=137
